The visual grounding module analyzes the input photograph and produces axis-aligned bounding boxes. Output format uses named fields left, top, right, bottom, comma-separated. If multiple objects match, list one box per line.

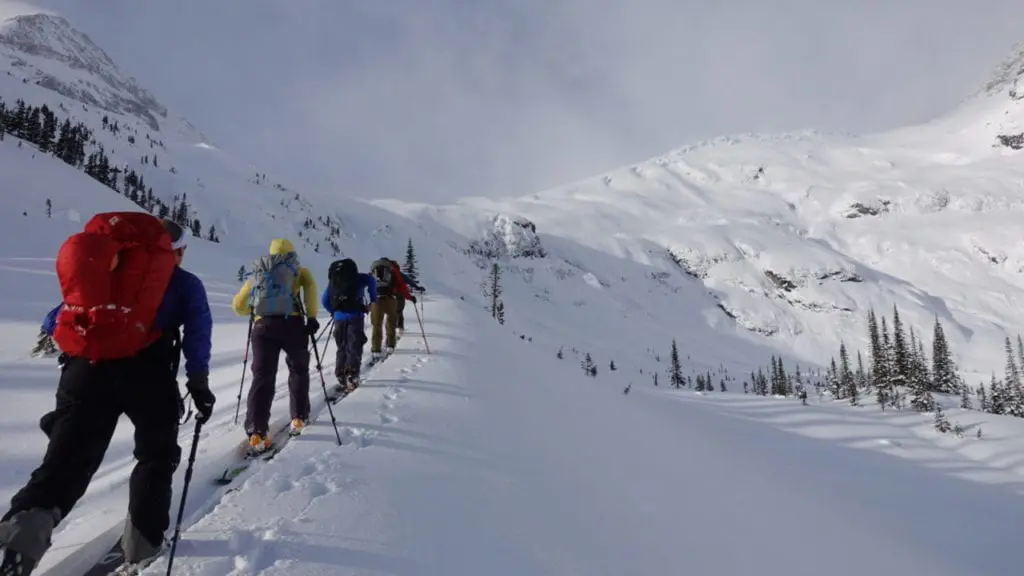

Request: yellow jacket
left=232, top=238, right=319, bottom=318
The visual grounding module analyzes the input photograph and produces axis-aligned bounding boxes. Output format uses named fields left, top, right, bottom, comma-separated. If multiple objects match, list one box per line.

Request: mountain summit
left=0, top=13, right=167, bottom=130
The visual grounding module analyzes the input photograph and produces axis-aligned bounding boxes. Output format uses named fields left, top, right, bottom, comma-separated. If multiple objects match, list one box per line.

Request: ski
left=215, top=420, right=293, bottom=485
left=80, top=543, right=129, bottom=576
left=81, top=539, right=166, bottom=576
left=80, top=336, right=392, bottom=575
left=214, top=350, right=388, bottom=485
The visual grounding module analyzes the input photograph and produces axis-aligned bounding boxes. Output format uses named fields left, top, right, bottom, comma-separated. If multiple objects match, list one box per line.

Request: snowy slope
left=3, top=9, right=1024, bottom=576
left=372, top=47, right=1024, bottom=382
left=144, top=296, right=1024, bottom=576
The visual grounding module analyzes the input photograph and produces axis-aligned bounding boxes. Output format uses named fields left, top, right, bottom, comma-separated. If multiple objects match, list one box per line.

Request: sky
left=7, top=0, right=1024, bottom=203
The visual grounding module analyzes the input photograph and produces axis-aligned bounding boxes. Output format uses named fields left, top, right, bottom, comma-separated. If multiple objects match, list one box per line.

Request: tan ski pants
left=370, top=296, right=399, bottom=352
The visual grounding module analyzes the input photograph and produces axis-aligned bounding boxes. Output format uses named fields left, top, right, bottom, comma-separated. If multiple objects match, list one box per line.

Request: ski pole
left=309, top=331, right=343, bottom=446
left=233, top=311, right=255, bottom=426
left=413, top=301, right=430, bottom=354
left=165, top=419, right=202, bottom=576
left=313, top=319, right=331, bottom=349
left=319, top=319, right=334, bottom=366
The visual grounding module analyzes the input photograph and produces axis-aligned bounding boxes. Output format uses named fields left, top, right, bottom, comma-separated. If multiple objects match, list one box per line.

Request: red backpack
left=53, top=212, right=178, bottom=361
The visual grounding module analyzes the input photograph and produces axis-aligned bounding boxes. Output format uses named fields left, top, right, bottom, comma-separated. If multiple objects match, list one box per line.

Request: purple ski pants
left=245, top=315, right=310, bottom=436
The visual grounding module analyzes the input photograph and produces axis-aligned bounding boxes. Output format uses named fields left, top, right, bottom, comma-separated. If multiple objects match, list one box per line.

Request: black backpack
left=327, top=259, right=363, bottom=312
left=370, top=258, right=393, bottom=295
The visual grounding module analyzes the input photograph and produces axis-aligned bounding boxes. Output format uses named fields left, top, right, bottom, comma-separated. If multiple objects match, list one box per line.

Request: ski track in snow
left=132, top=297, right=1024, bottom=576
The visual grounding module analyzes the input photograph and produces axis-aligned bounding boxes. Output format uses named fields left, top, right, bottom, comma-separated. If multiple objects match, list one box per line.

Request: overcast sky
left=10, top=0, right=1024, bottom=202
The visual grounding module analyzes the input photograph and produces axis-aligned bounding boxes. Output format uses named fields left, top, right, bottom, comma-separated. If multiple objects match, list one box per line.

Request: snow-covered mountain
left=0, top=10, right=359, bottom=259
left=3, top=8, right=1024, bottom=385
left=0, top=12, right=166, bottom=131
left=374, top=43, right=1024, bottom=382
left=5, top=10, right=1024, bottom=576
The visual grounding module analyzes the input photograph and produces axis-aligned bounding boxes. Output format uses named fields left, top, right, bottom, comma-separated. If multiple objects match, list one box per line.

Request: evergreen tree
left=891, top=306, right=909, bottom=387
left=557, top=346, right=564, bottom=360
left=839, top=342, right=854, bottom=399
left=777, top=358, right=789, bottom=395
left=827, top=357, right=840, bottom=398
left=879, top=316, right=897, bottom=406
left=1004, top=336, right=1019, bottom=388
left=237, top=266, right=246, bottom=282
left=959, top=382, right=973, bottom=410
left=45, top=198, right=51, bottom=218
left=403, top=238, right=419, bottom=284
left=1016, top=335, right=1024, bottom=382
left=989, top=373, right=1006, bottom=415
left=487, top=263, right=504, bottom=323
left=909, top=358, right=936, bottom=413
left=868, top=309, right=887, bottom=390
left=29, top=328, right=58, bottom=358
left=669, top=339, right=683, bottom=389
left=1003, top=336, right=1024, bottom=416
left=933, top=405, right=951, bottom=433
left=581, top=353, right=595, bottom=376
left=854, top=351, right=867, bottom=390
left=931, top=317, right=958, bottom=393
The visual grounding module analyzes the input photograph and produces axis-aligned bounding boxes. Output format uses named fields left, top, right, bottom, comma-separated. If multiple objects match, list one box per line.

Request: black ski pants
left=3, top=340, right=182, bottom=550
left=333, top=315, right=366, bottom=380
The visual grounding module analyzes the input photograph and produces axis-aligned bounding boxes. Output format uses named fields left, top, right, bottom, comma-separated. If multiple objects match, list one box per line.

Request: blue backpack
left=249, top=252, right=300, bottom=316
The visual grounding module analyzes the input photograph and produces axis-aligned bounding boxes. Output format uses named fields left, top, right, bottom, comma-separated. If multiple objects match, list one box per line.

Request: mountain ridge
left=3, top=8, right=1024, bottom=386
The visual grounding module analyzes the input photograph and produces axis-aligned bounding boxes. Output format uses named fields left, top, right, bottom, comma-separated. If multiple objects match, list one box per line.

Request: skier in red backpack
left=0, top=214, right=215, bottom=576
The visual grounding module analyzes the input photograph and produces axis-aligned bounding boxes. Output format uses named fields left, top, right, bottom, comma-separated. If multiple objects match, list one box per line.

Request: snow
left=4, top=10, right=1024, bottom=576
left=142, top=297, right=1024, bottom=576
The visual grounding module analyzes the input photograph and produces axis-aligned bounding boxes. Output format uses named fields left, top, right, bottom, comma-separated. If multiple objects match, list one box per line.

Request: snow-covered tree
left=487, top=263, right=504, bottom=324
left=669, top=339, right=683, bottom=389
left=403, top=238, right=419, bottom=284
left=931, top=317, right=958, bottom=393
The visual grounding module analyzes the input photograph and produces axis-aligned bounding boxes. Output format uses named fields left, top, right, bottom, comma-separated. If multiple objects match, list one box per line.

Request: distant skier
left=321, top=258, right=377, bottom=394
left=368, top=258, right=415, bottom=361
left=0, top=215, right=215, bottom=575
left=231, top=239, right=319, bottom=453
left=623, top=384, right=632, bottom=395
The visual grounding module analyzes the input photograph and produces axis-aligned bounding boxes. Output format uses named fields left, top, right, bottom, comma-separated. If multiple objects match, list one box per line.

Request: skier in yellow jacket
left=231, top=238, right=319, bottom=453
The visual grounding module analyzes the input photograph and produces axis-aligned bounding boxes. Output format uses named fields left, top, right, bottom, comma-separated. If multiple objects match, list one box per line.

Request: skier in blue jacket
left=320, top=258, right=378, bottom=393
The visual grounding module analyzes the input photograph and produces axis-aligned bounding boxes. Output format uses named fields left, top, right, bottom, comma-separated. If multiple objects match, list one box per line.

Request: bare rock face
left=468, top=214, right=547, bottom=260
left=0, top=13, right=167, bottom=131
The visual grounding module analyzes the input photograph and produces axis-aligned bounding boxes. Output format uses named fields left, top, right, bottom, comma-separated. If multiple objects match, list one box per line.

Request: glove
left=409, top=295, right=417, bottom=304
left=186, top=374, right=216, bottom=424
left=306, top=317, right=320, bottom=336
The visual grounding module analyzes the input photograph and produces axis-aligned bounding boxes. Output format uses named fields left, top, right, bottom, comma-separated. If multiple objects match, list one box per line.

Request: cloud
left=9, top=0, right=1024, bottom=203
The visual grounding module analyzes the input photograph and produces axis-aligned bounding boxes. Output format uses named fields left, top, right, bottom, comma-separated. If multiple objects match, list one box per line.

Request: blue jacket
left=43, top=267, right=213, bottom=378
left=320, top=273, right=378, bottom=321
